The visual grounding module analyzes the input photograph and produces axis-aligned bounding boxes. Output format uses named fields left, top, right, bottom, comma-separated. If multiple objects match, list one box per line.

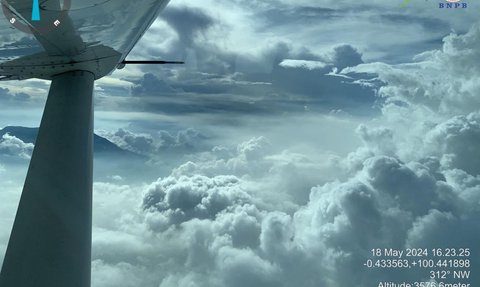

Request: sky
left=1, top=0, right=480, bottom=286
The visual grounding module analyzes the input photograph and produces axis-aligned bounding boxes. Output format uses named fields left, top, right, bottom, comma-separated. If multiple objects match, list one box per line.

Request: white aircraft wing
left=0, top=0, right=171, bottom=80
left=2, top=0, right=85, bottom=55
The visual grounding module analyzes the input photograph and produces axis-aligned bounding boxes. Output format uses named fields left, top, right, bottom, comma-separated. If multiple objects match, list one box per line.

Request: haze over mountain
left=0, top=126, right=142, bottom=158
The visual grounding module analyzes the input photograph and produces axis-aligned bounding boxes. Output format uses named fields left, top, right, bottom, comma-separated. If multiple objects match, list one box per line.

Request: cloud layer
left=1, top=1, right=480, bottom=287
left=87, top=21, right=480, bottom=287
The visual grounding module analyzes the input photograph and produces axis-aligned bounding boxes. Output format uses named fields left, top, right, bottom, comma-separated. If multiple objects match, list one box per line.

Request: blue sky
left=1, top=1, right=480, bottom=286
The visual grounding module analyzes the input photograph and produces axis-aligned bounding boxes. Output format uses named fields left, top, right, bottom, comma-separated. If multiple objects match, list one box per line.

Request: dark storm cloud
left=330, top=45, right=364, bottom=70
left=119, top=4, right=382, bottom=118
left=259, top=5, right=339, bottom=29
left=126, top=42, right=378, bottom=117
left=160, top=6, right=215, bottom=48
left=152, top=5, right=236, bottom=75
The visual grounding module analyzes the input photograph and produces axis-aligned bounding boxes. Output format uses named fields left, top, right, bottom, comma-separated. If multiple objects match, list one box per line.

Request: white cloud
left=344, top=24, right=480, bottom=117
left=92, top=260, right=149, bottom=287
left=142, top=175, right=251, bottom=230
left=279, top=59, right=329, bottom=70
left=0, top=133, right=34, bottom=159
left=89, top=24, right=480, bottom=287
left=86, top=119, right=480, bottom=286
left=423, top=113, right=480, bottom=175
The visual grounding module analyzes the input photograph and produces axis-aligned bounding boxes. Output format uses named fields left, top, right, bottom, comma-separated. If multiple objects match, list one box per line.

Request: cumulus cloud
left=142, top=175, right=251, bottom=230
left=423, top=113, right=480, bottom=175
left=169, top=135, right=340, bottom=209
left=85, top=23, right=480, bottom=287
left=343, top=24, right=480, bottom=116
left=89, top=132, right=479, bottom=286
left=0, top=133, right=34, bottom=159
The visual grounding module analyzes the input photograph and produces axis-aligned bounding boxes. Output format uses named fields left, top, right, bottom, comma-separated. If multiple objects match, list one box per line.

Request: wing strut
left=0, top=70, right=95, bottom=287
left=122, top=60, right=184, bottom=64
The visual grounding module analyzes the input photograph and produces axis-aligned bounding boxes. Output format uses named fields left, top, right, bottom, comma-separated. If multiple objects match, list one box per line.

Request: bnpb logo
left=439, top=0, right=467, bottom=8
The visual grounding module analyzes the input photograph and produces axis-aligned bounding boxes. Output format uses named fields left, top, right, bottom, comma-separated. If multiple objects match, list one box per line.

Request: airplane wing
left=0, top=0, right=171, bottom=80
left=2, top=0, right=86, bottom=55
